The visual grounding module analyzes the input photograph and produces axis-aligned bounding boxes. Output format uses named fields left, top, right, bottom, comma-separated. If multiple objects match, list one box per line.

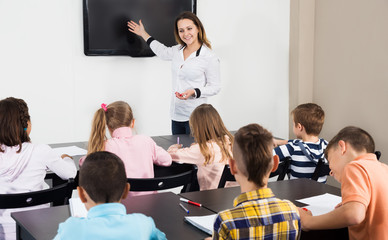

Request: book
left=69, top=198, right=88, bottom=218
left=184, top=214, right=217, bottom=235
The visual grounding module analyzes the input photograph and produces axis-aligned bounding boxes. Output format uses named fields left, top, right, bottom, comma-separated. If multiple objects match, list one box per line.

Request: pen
left=177, top=137, right=180, bottom=145
left=179, top=203, right=189, bottom=214
left=180, top=198, right=202, bottom=207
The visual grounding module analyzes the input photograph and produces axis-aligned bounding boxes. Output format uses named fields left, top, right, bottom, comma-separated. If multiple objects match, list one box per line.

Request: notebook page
left=296, top=193, right=342, bottom=216
left=184, top=214, right=217, bottom=235
left=69, top=198, right=88, bottom=218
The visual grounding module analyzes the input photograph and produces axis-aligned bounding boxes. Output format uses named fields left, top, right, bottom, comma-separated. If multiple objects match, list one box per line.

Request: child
left=80, top=101, right=172, bottom=196
left=298, top=126, right=388, bottom=240
left=54, top=151, right=167, bottom=240
left=210, top=124, right=300, bottom=239
left=0, top=97, right=77, bottom=240
left=273, top=103, right=328, bottom=182
left=167, top=104, right=233, bottom=190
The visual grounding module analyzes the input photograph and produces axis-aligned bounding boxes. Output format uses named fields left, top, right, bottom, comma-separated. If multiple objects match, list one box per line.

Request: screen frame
left=83, top=0, right=197, bottom=57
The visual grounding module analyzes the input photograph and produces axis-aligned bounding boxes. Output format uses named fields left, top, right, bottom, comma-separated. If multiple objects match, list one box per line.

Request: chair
left=270, top=157, right=291, bottom=181
left=311, top=158, right=331, bottom=181
left=217, top=157, right=291, bottom=188
left=375, top=151, right=381, bottom=160
left=127, top=163, right=198, bottom=193
left=0, top=178, right=74, bottom=208
left=217, top=165, right=235, bottom=188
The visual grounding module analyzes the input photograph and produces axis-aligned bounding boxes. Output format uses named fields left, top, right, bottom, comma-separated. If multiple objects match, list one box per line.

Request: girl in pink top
left=81, top=101, right=172, bottom=196
left=168, top=104, right=234, bottom=190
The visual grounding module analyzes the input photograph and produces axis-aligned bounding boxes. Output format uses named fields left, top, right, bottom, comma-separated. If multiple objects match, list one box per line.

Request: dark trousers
left=171, top=120, right=190, bottom=135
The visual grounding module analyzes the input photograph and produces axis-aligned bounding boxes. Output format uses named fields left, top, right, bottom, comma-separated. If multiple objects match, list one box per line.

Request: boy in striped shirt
left=274, top=103, right=328, bottom=182
left=210, top=124, right=300, bottom=240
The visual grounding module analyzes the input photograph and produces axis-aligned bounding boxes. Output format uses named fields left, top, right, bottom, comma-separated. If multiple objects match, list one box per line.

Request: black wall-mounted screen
left=83, top=0, right=196, bottom=57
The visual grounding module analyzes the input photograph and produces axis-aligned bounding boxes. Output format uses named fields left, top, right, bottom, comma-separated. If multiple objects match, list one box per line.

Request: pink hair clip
left=101, top=103, right=107, bottom=112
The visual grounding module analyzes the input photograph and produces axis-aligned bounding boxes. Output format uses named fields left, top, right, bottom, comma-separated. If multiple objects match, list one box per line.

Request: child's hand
left=167, top=144, right=183, bottom=152
left=298, top=207, right=313, bottom=231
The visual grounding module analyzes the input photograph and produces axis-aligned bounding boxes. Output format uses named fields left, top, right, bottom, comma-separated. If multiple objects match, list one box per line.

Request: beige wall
left=290, top=0, right=388, bottom=166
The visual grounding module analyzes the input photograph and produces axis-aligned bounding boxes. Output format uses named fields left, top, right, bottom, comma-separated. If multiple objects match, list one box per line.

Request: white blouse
left=150, top=40, right=221, bottom=121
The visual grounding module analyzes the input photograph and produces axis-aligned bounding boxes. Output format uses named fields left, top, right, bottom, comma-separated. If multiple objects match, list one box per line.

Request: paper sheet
left=184, top=214, right=217, bottom=235
left=296, top=193, right=342, bottom=216
left=69, top=198, right=88, bottom=218
left=52, top=146, right=87, bottom=157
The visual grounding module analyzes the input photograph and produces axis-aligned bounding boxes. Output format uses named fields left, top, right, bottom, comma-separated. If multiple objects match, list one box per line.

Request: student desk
left=180, top=178, right=349, bottom=240
left=11, top=192, right=213, bottom=240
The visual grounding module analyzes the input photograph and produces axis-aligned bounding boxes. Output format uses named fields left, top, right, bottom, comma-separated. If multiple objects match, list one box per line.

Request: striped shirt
left=213, top=188, right=300, bottom=240
left=273, top=139, right=328, bottom=182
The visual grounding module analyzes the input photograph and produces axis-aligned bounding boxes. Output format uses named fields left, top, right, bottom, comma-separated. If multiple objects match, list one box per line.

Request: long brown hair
left=189, top=104, right=233, bottom=165
left=0, top=97, right=31, bottom=153
left=88, top=101, right=133, bottom=154
left=174, top=11, right=212, bottom=49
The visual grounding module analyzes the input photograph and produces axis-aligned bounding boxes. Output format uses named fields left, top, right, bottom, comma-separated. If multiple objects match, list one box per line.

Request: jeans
left=171, top=120, right=190, bottom=135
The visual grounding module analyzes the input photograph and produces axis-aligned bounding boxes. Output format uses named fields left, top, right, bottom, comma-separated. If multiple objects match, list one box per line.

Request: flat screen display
left=83, top=0, right=196, bottom=57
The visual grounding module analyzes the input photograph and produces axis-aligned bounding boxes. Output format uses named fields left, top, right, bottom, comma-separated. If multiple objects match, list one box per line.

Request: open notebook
left=184, top=214, right=217, bottom=235
left=69, top=198, right=88, bottom=218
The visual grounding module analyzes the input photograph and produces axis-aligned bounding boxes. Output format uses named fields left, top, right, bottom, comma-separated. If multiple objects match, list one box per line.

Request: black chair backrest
left=0, top=178, right=74, bottom=209
left=375, top=151, right=381, bottom=160
left=217, top=165, right=235, bottom=188
left=217, top=157, right=292, bottom=188
left=311, top=158, right=331, bottom=181
left=127, top=163, right=197, bottom=193
left=270, top=157, right=291, bottom=181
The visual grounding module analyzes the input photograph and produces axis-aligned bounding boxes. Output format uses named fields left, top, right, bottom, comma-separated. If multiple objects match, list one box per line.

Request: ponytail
left=88, top=109, right=107, bottom=154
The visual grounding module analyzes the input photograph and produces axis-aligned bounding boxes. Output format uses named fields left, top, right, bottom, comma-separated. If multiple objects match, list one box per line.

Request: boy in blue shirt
left=274, top=103, right=328, bottom=182
left=54, top=151, right=166, bottom=240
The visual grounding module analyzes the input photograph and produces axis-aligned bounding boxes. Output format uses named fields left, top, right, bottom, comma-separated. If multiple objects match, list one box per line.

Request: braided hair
left=0, top=97, right=31, bottom=153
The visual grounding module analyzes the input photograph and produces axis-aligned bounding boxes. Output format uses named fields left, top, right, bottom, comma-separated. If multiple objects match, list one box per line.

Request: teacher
left=128, top=11, right=221, bottom=135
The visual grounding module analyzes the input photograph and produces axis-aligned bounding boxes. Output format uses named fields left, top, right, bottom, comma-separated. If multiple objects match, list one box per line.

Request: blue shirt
left=54, top=203, right=166, bottom=240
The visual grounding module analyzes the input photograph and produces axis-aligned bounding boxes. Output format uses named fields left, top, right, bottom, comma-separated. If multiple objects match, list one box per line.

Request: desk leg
left=16, top=223, right=36, bottom=240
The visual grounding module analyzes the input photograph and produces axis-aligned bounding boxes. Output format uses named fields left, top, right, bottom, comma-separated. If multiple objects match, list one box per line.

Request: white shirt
left=150, top=40, right=221, bottom=121
left=0, top=142, right=77, bottom=240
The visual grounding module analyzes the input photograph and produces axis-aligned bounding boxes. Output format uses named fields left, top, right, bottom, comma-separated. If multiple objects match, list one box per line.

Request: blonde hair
left=174, top=11, right=211, bottom=49
left=189, top=104, right=233, bottom=165
left=88, top=101, right=133, bottom=154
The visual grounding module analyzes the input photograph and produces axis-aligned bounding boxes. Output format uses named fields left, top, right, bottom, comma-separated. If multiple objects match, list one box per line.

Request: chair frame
left=127, top=163, right=197, bottom=193
left=0, top=178, right=74, bottom=209
left=217, top=157, right=292, bottom=188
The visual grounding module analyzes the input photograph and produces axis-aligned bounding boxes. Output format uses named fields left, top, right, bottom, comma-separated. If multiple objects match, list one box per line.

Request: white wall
left=0, top=0, right=290, bottom=144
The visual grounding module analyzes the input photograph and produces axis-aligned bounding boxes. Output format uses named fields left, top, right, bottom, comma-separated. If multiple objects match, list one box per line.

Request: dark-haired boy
left=274, top=103, right=328, bottom=182
left=54, top=151, right=166, bottom=240
left=299, top=126, right=388, bottom=240
left=211, top=124, right=300, bottom=240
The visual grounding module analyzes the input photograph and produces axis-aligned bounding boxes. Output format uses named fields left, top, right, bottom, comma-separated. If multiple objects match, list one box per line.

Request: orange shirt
left=341, top=153, right=388, bottom=240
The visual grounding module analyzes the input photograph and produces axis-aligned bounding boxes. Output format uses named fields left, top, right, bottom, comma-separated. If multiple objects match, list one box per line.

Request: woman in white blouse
left=128, top=11, right=221, bottom=135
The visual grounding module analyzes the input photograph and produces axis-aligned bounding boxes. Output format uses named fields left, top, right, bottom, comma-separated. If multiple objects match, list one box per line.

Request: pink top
left=168, top=136, right=233, bottom=191
left=80, top=127, right=172, bottom=197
